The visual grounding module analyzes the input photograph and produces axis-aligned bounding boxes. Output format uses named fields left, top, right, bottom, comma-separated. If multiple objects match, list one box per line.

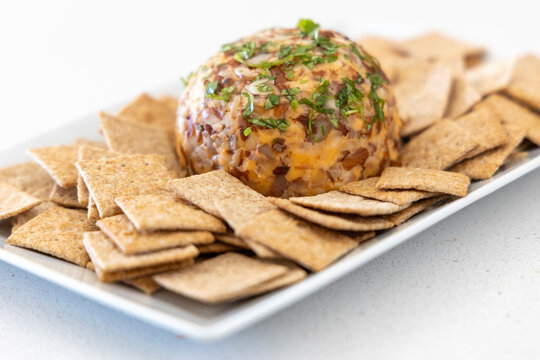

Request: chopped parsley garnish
left=297, top=19, right=319, bottom=39
left=243, top=127, right=252, bottom=136
left=370, top=87, right=386, bottom=123
left=180, top=72, right=193, bottom=86
left=235, top=42, right=256, bottom=60
left=366, top=72, right=386, bottom=89
left=257, top=83, right=273, bottom=93
left=281, top=87, right=300, bottom=101
left=264, top=94, right=280, bottom=110
left=205, top=81, right=234, bottom=102
left=336, top=77, right=364, bottom=117
left=242, top=92, right=254, bottom=118
left=278, top=45, right=293, bottom=59
left=248, top=117, right=290, bottom=132
left=286, top=71, right=295, bottom=80
left=254, top=69, right=275, bottom=80
left=259, top=42, right=275, bottom=53
left=221, top=43, right=236, bottom=52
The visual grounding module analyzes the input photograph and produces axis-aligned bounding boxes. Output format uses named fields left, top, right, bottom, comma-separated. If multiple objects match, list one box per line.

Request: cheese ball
left=176, top=20, right=401, bottom=197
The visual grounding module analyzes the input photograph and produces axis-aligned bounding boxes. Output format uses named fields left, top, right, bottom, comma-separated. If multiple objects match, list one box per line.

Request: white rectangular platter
left=1, top=84, right=539, bottom=341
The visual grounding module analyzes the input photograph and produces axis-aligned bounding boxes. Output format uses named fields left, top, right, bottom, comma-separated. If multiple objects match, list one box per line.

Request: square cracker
left=234, top=260, right=307, bottom=298
left=95, top=259, right=194, bottom=283
left=114, top=193, right=226, bottom=233
left=268, top=197, right=394, bottom=232
left=400, top=118, right=478, bottom=170
left=478, top=94, right=540, bottom=147
left=153, top=252, right=288, bottom=304
left=7, top=206, right=97, bottom=267
left=158, top=95, right=179, bottom=113
left=100, top=112, right=183, bottom=176
left=74, top=138, right=107, bottom=149
left=376, top=167, right=470, bottom=197
left=197, top=242, right=242, bottom=254
left=450, top=123, right=527, bottom=179
left=87, top=196, right=100, bottom=221
left=170, top=169, right=275, bottom=222
left=117, top=93, right=176, bottom=132
left=49, top=184, right=84, bottom=209
left=214, top=233, right=250, bottom=249
left=0, top=162, right=55, bottom=201
left=453, top=105, right=508, bottom=159
left=27, top=145, right=79, bottom=187
left=505, top=54, right=540, bottom=113
left=77, top=145, right=120, bottom=207
left=123, top=277, right=161, bottom=294
left=76, top=154, right=172, bottom=218
left=0, top=183, right=41, bottom=220
left=385, top=196, right=448, bottom=226
left=393, top=61, right=453, bottom=136
left=398, top=32, right=485, bottom=64
left=10, top=202, right=55, bottom=231
left=466, top=58, right=515, bottom=96
left=241, top=238, right=283, bottom=259
left=444, top=75, right=482, bottom=119
left=237, top=209, right=358, bottom=272
left=289, top=191, right=409, bottom=216
left=96, top=214, right=214, bottom=255
left=340, top=177, right=438, bottom=205
left=214, top=197, right=275, bottom=233
left=82, top=231, right=198, bottom=272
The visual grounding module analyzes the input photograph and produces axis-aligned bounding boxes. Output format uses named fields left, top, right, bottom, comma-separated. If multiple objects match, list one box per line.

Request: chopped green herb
left=249, top=117, right=290, bottom=132
left=278, top=45, right=293, bottom=59
left=336, top=77, right=364, bottom=118
left=205, top=81, right=234, bottom=102
left=297, top=19, right=320, bottom=39
left=242, top=92, right=254, bottom=118
left=264, top=94, right=280, bottom=110
left=205, top=81, right=219, bottom=96
left=307, top=112, right=323, bottom=142
left=366, top=72, right=386, bottom=90
left=321, top=125, right=326, bottom=136
left=180, top=72, right=193, bottom=86
left=235, top=42, right=256, bottom=60
left=221, top=43, right=236, bottom=52
left=257, top=83, right=273, bottom=93
left=328, top=114, right=339, bottom=128
left=299, top=79, right=308, bottom=84
left=370, top=90, right=385, bottom=123
left=290, top=99, right=299, bottom=110
left=259, top=41, right=275, bottom=52
left=254, top=69, right=275, bottom=80
left=286, top=71, right=295, bottom=80
left=243, top=127, right=252, bottom=136
left=281, top=87, right=300, bottom=101
left=234, top=54, right=291, bottom=68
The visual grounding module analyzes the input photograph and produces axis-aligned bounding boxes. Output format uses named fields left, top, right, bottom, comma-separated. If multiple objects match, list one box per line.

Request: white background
left=1, top=1, right=540, bottom=359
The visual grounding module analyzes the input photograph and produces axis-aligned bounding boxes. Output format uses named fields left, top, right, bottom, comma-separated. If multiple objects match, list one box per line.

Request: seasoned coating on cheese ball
left=177, top=20, right=401, bottom=197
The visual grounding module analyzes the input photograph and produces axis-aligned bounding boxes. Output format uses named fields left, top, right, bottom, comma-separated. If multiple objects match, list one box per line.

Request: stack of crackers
left=1, top=33, right=539, bottom=305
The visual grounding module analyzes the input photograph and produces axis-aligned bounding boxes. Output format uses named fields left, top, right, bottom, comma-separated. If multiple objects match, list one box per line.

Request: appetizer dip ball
left=177, top=19, right=401, bottom=197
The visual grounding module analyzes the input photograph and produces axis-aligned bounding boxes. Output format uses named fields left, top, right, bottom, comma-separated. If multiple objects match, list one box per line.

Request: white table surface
left=1, top=1, right=540, bottom=358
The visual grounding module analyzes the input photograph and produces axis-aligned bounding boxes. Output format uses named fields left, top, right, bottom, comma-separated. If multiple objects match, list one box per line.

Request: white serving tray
left=1, top=83, right=539, bottom=341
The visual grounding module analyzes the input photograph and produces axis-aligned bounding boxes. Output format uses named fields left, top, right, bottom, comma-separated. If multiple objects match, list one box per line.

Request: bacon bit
left=270, top=174, right=290, bottom=197
left=342, top=148, right=369, bottom=170
left=271, top=67, right=288, bottom=89
left=272, top=166, right=289, bottom=175
left=272, top=138, right=287, bottom=152
left=203, top=124, right=215, bottom=135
